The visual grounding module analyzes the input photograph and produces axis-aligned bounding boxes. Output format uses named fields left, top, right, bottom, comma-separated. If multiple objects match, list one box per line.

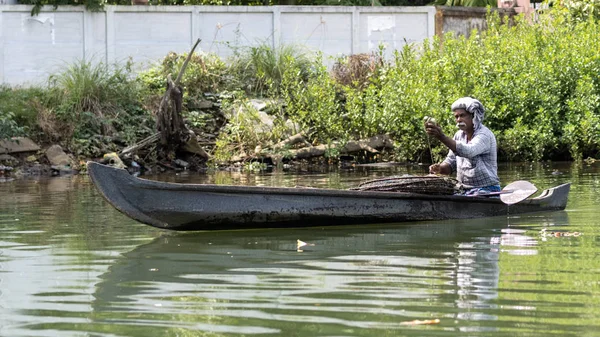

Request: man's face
left=453, top=108, right=473, bottom=132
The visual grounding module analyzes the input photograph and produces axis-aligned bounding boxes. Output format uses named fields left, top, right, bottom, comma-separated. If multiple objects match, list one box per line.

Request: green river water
left=0, top=161, right=599, bottom=336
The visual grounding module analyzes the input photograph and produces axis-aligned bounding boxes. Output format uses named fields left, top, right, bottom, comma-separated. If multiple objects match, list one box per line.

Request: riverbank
left=0, top=135, right=398, bottom=179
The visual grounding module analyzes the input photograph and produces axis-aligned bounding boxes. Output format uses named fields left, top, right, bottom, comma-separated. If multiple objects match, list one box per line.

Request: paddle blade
left=500, top=180, right=537, bottom=205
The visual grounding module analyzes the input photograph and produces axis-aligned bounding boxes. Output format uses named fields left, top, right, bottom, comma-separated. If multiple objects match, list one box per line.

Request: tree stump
left=155, top=38, right=202, bottom=160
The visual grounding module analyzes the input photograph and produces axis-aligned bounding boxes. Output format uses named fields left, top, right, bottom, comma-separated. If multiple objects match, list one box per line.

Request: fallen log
left=272, top=132, right=310, bottom=151
left=120, top=132, right=160, bottom=157
left=267, top=134, right=393, bottom=161
left=342, top=134, right=392, bottom=153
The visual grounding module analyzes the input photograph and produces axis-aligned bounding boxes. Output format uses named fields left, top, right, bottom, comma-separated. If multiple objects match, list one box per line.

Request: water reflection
left=493, top=228, right=538, bottom=255
left=85, top=212, right=570, bottom=336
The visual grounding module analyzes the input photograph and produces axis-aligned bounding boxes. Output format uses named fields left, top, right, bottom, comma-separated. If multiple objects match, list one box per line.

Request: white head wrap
left=451, top=97, right=485, bottom=130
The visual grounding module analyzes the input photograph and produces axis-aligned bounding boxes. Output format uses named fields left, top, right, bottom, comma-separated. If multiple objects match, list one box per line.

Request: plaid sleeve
left=443, top=150, right=457, bottom=173
left=455, top=133, right=491, bottom=158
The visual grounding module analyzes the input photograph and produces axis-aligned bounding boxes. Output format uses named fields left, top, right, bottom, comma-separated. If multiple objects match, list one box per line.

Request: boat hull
left=87, top=162, right=570, bottom=231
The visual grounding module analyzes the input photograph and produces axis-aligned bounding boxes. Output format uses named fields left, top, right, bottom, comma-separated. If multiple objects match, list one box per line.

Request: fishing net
left=350, top=175, right=460, bottom=195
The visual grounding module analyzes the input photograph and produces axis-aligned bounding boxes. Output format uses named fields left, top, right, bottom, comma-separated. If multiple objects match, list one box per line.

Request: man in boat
left=424, top=97, right=500, bottom=195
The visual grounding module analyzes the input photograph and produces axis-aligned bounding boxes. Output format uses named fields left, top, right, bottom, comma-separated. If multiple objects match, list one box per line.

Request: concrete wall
left=0, top=5, right=436, bottom=86
left=435, top=6, right=516, bottom=38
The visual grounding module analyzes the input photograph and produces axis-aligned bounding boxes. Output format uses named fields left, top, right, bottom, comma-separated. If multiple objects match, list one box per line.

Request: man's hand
left=429, top=163, right=442, bottom=174
left=424, top=122, right=444, bottom=140
left=429, top=162, right=451, bottom=175
left=424, top=121, right=457, bottom=153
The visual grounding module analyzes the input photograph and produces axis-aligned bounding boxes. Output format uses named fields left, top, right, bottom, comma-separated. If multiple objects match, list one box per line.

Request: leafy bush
left=277, top=9, right=600, bottom=162
left=137, top=51, right=228, bottom=112
left=19, top=0, right=104, bottom=16
left=0, top=86, right=46, bottom=140
left=550, top=0, right=600, bottom=21
left=561, top=75, right=600, bottom=160
left=0, top=111, right=27, bottom=140
left=212, top=91, right=297, bottom=162
left=281, top=55, right=342, bottom=143
left=478, top=12, right=600, bottom=160
left=142, top=51, right=227, bottom=96
left=213, top=92, right=266, bottom=162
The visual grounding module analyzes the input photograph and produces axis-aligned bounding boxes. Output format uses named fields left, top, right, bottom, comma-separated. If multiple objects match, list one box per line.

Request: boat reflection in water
left=92, top=211, right=568, bottom=335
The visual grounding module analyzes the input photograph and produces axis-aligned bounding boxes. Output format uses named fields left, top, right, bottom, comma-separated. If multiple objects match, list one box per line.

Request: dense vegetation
left=0, top=5, right=598, bottom=166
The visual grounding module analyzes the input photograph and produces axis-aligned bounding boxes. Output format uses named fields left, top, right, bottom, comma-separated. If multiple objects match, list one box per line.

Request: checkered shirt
left=442, top=125, right=500, bottom=189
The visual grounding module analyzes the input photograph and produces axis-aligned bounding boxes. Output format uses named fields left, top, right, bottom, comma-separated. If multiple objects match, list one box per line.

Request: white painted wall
left=0, top=5, right=436, bottom=86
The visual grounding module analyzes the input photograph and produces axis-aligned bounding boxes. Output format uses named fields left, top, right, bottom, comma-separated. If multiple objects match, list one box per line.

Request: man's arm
left=430, top=148, right=456, bottom=175
left=454, top=134, right=491, bottom=158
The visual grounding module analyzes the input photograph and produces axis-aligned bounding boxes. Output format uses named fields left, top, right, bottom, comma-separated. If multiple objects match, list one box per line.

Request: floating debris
left=540, top=228, right=582, bottom=238
left=0, top=165, right=13, bottom=174
left=297, top=239, right=315, bottom=252
left=400, top=318, right=440, bottom=325
left=0, top=165, right=13, bottom=182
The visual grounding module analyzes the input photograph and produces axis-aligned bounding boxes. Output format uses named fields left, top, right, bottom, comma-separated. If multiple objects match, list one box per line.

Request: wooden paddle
left=500, top=180, right=538, bottom=205
left=467, top=180, right=538, bottom=205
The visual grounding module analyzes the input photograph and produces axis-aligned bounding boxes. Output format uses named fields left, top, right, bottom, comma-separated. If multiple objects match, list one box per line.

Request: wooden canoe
left=87, top=161, right=571, bottom=231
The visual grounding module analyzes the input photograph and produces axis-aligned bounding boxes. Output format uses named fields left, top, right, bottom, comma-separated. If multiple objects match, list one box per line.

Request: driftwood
left=272, top=132, right=311, bottom=151
left=342, top=134, right=392, bottom=153
left=120, top=132, right=160, bottom=157
left=156, top=38, right=205, bottom=159
left=291, top=135, right=393, bottom=159
left=269, top=134, right=393, bottom=160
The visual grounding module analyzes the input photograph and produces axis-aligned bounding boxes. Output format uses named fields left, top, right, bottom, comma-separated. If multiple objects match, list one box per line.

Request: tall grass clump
left=228, top=42, right=314, bottom=96
left=39, top=59, right=153, bottom=157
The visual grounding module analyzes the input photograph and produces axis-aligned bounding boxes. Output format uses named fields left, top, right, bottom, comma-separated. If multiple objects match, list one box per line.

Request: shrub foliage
left=275, top=9, right=600, bottom=162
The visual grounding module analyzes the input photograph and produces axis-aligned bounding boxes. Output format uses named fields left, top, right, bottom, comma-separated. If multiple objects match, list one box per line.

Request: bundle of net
left=350, top=175, right=460, bottom=195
